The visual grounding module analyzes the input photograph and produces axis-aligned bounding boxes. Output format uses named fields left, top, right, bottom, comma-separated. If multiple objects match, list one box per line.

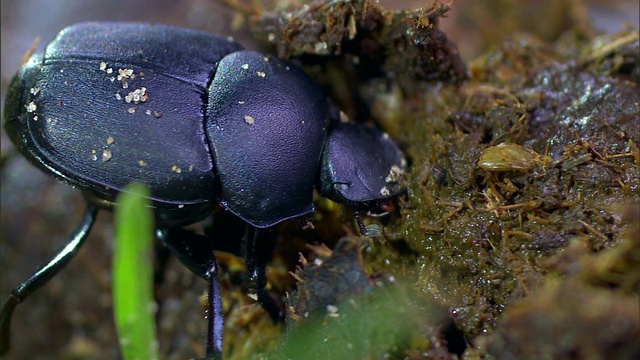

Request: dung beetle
left=1, top=22, right=406, bottom=359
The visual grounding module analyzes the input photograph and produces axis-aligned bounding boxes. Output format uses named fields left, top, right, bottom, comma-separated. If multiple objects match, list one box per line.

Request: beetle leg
left=244, top=225, right=284, bottom=322
left=155, top=228, right=223, bottom=359
left=156, top=228, right=217, bottom=280
left=146, top=240, right=173, bottom=330
left=0, top=205, right=98, bottom=355
left=204, top=262, right=223, bottom=360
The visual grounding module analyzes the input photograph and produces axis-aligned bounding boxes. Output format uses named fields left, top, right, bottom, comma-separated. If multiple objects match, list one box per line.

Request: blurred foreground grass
left=114, top=183, right=159, bottom=360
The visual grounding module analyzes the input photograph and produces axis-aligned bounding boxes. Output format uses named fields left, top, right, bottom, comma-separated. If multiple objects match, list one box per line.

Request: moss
left=390, top=26, right=638, bottom=357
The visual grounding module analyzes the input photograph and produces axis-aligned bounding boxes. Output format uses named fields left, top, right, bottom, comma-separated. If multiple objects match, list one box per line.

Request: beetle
left=0, top=22, right=406, bottom=359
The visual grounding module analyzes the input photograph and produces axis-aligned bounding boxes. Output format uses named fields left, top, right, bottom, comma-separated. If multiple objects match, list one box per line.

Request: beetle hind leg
left=0, top=205, right=98, bottom=355
left=244, top=226, right=284, bottom=322
left=156, top=228, right=223, bottom=359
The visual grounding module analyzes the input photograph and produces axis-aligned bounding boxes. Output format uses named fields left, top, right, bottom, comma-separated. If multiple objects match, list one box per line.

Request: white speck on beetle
left=117, top=68, right=135, bottom=89
left=263, top=56, right=269, bottom=62
left=241, top=63, right=249, bottom=70
left=99, top=62, right=107, bottom=71
left=380, top=186, right=390, bottom=196
left=101, top=149, right=112, bottom=162
left=91, top=150, right=98, bottom=161
left=339, top=111, right=349, bottom=123
left=30, top=87, right=40, bottom=95
left=385, top=164, right=404, bottom=183
left=138, top=160, right=148, bottom=166
left=115, top=93, right=122, bottom=100
left=106, top=68, right=113, bottom=74
left=107, top=136, right=115, bottom=145
left=26, top=102, right=37, bottom=112
left=256, top=71, right=266, bottom=78
left=238, top=100, right=245, bottom=104
left=244, top=115, right=255, bottom=125
left=171, top=165, right=182, bottom=173
left=145, top=109, right=152, bottom=115
left=125, top=87, right=148, bottom=104
left=33, top=116, right=38, bottom=121
left=178, top=204, right=184, bottom=209
left=127, top=107, right=136, bottom=114
left=117, top=68, right=134, bottom=80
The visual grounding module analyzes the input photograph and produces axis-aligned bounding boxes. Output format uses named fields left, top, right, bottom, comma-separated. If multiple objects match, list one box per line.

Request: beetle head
left=318, top=121, right=406, bottom=222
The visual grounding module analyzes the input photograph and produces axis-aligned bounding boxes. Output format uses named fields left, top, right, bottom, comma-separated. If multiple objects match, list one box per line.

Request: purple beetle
left=1, top=22, right=406, bottom=358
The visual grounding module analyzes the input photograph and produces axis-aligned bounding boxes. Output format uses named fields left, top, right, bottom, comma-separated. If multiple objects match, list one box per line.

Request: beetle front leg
left=0, top=205, right=98, bottom=355
left=204, top=262, right=223, bottom=360
left=156, top=228, right=223, bottom=360
left=156, top=228, right=218, bottom=280
left=244, top=225, right=283, bottom=322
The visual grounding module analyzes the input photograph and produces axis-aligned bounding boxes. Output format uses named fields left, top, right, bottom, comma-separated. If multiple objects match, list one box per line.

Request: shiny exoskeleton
left=1, top=22, right=406, bottom=359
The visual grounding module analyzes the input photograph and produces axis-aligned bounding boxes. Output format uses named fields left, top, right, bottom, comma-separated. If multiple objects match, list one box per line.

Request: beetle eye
left=334, top=183, right=350, bottom=191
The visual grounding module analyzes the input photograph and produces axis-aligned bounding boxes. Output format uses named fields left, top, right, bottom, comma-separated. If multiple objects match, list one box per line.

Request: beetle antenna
left=354, top=211, right=383, bottom=237
left=354, top=211, right=368, bottom=235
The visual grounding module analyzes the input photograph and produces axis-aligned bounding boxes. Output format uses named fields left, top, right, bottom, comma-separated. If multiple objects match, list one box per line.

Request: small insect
left=1, top=22, right=406, bottom=359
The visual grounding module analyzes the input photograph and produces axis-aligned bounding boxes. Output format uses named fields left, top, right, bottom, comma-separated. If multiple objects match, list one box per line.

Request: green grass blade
left=113, top=183, right=159, bottom=360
